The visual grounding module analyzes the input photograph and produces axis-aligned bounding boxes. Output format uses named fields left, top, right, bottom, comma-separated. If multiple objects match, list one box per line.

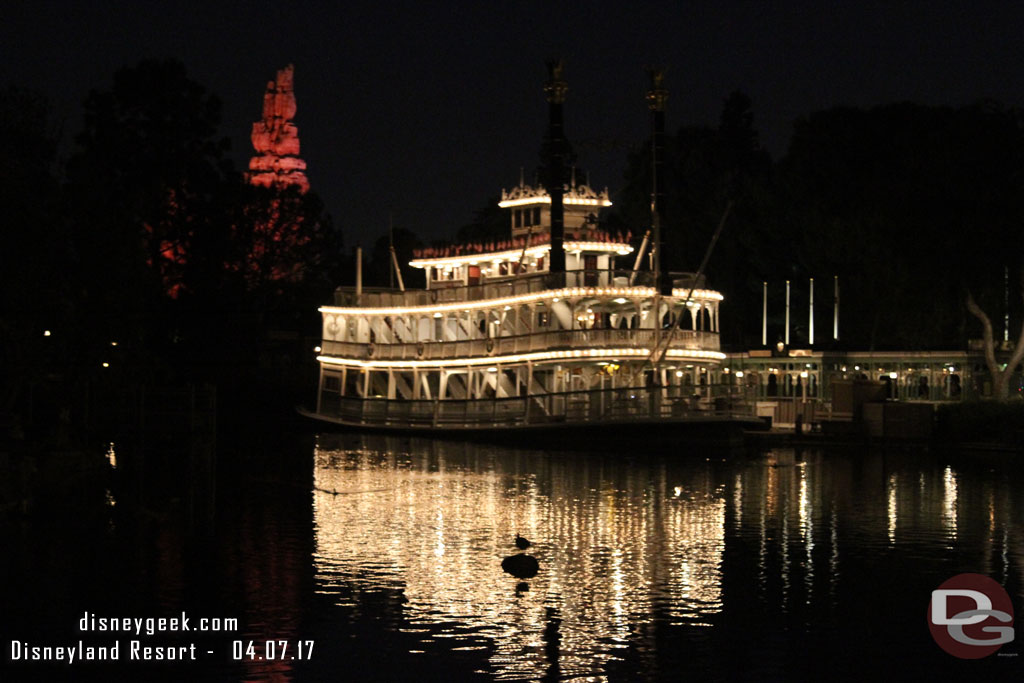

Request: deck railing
left=332, top=270, right=710, bottom=308
left=321, top=328, right=721, bottom=360
left=318, top=383, right=756, bottom=429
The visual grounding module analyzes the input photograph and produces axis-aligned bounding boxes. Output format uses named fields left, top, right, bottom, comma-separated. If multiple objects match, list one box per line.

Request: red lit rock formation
left=248, top=64, right=309, bottom=192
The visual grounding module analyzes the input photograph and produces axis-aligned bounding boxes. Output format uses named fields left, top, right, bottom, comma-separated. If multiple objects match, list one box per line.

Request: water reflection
left=309, top=438, right=1024, bottom=681
left=312, top=440, right=726, bottom=680
left=943, top=465, right=958, bottom=540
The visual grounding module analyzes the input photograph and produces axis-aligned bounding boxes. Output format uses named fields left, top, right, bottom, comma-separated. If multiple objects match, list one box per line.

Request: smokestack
left=543, top=60, right=568, bottom=275
left=646, top=68, right=668, bottom=292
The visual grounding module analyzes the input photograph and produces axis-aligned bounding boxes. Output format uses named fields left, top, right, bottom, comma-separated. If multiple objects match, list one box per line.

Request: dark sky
left=5, top=1, right=1024, bottom=247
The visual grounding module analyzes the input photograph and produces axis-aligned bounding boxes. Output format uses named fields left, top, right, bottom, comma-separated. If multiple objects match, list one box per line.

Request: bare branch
left=966, top=291, right=998, bottom=376
left=1008, top=289, right=1024, bottom=378
left=967, top=289, right=1024, bottom=399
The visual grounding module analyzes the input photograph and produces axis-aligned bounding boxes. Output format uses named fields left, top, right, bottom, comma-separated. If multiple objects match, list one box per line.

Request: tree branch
left=967, top=289, right=1024, bottom=398
left=966, top=291, right=998, bottom=375
left=1007, top=289, right=1024, bottom=380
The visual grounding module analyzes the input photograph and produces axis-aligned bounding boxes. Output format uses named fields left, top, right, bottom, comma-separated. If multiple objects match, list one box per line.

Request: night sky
left=5, top=1, right=1024, bottom=248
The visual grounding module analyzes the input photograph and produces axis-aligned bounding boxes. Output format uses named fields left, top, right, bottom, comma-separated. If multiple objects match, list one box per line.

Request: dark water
left=3, top=432, right=1023, bottom=681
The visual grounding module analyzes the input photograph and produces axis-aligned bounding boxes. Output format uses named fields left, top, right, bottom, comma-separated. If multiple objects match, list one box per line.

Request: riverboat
left=308, top=66, right=764, bottom=440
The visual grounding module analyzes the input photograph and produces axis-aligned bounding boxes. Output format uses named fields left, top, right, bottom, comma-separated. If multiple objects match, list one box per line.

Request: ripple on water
left=306, top=439, right=1024, bottom=681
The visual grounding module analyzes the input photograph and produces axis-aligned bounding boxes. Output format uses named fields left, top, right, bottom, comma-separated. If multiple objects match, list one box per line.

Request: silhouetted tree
left=65, top=59, right=232, bottom=364
left=967, top=282, right=1024, bottom=400
left=365, top=227, right=423, bottom=289
left=455, top=198, right=507, bottom=243
left=227, top=185, right=339, bottom=298
left=780, top=102, right=1024, bottom=350
left=0, top=87, right=72, bottom=423
left=608, top=90, right=776, bottom=348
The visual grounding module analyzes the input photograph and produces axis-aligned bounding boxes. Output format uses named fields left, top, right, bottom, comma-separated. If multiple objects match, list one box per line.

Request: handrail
left=320, top=328, right=721, bottom=361
left=317, top=382, right=757, bottom=429
left=331, top=269, right=716, bottom=308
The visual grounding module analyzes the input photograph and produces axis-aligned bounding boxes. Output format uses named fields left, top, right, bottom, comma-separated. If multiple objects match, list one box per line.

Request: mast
left=647, top=69, right=668, bottom=383
left=646, top=68, right=668, bottom=293
left=543, top=60, right=568, bottom=278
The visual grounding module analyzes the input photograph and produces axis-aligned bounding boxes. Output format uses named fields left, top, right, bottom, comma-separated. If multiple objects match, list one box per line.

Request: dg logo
left=928, top=573, right=1015, bottom=659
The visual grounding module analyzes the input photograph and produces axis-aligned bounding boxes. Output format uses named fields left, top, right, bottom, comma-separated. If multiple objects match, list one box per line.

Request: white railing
left=332, top=270, right=670, bottom=308
left=317, top=383, right=756, bottom=429
left=321, top=328, right=721, bottom=361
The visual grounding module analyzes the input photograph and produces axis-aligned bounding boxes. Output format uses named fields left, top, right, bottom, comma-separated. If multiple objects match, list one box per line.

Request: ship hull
left=297, top=405, right=765, bottom=450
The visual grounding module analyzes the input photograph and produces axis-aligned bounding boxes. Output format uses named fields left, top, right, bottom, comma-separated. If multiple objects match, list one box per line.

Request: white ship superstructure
left=312, top=66, right=751, bottom=432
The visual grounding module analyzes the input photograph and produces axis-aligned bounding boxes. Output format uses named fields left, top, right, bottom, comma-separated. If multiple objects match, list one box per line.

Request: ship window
left=537, top=256, right=544, bottom=271
left=533, top=207, right=541, bottom=225
left=499, top=262, right=508, bottom=275
left=537, top=311, right=550, bottom=328
left=515, top=210, right=523, bottom=228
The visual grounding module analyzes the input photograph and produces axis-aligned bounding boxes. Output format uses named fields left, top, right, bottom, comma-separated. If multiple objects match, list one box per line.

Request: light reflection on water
left=313, top=441, right=726, bottom=681
left=307, top=437, right=1024, bottom=681
left=7, top=435, right=1024, bottom=682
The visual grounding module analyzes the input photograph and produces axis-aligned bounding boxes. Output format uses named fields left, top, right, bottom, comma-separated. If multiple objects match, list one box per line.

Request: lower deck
left=312, top=376, right=761, bottom=431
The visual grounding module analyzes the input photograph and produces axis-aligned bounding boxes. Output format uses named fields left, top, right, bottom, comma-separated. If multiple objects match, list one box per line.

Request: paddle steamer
left=311, top=66, right=757, bottom=435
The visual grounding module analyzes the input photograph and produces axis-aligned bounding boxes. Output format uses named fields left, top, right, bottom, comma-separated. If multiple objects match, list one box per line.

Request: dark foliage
left=608, top=91, right=776, bottom=348
left=362, top=226, right=424, bottom=289
left=0, top=87, right=72, bottom=418
left=2, top=59, right=341, bottom=405
left=609, top=94, right=1024, bottom=351
left=454, top=197, right=507, bottom=243
left=64, top=59, right=233, bottom=376
left=779, top=101, right=1024, bottom=350
left=6, top=61, right=1024, bottom=429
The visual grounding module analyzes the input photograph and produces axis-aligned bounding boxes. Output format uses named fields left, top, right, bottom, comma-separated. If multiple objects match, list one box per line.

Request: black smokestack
left=646, top=68, right=669, bottom=292
left=543, top=60, right=568, bottom=275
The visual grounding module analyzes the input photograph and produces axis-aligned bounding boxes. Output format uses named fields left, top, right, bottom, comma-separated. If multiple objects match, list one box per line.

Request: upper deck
left=329, top=269, right=721, bottom=309
left=320, top=268, right=725, bottom=367
left=318, top=162, right=725, bottom=366
left=410, top=231, right=631, bottom=291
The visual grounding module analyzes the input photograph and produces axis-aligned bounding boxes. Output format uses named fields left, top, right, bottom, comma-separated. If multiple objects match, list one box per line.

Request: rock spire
left=248, top=64, right=309, bottom=192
